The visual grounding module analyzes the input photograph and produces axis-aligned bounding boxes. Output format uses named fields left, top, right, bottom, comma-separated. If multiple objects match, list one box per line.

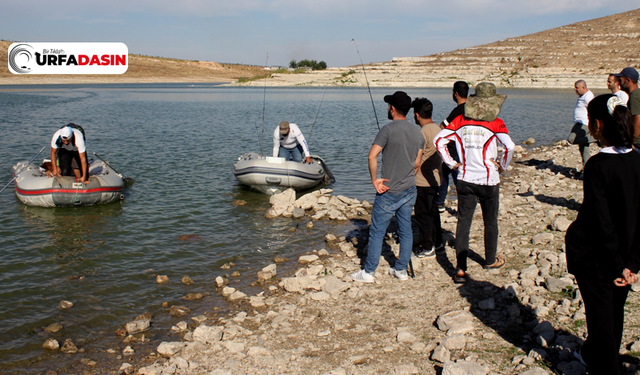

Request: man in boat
left=351, top=91, right=425, bottom=283
left=50, top=124, right=89, bottom=183
left=273, top=121, right=312, bottom=163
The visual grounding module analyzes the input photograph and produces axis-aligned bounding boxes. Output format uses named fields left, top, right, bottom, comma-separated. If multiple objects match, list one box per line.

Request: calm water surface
left=0, top=84, right=581, bottom=372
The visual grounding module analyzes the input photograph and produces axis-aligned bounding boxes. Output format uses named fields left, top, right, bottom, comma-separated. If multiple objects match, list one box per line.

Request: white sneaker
left=388, top=267, right=409, bottom=281
left=351, top=269, right=375, bottom=283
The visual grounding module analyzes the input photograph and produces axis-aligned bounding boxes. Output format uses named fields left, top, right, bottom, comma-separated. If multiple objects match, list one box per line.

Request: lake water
left=0, top=84, right=581, bottom=373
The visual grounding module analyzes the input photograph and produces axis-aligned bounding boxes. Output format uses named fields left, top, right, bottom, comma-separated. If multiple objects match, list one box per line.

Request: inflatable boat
left=12, top=158, right=125, bottom=207
left=233, top=152, right=335, bottom=195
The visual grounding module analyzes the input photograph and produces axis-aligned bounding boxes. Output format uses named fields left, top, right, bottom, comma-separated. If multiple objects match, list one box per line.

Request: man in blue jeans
left=351, top=91, right=425, bottom=282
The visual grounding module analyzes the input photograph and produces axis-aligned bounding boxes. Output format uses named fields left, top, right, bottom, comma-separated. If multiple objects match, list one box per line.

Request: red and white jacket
left=434, top=115, right=515, bottom=186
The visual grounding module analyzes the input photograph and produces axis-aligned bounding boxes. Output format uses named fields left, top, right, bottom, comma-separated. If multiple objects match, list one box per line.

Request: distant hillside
left=234, top=8, right=640, bottom=88
left=0, top=40, right=266, bottom=85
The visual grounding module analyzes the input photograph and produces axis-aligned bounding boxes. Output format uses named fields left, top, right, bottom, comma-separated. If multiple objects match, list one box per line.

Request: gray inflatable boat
left=12, top=158, right=125, bottom=207
left=233, top=152, right=335, bottom=195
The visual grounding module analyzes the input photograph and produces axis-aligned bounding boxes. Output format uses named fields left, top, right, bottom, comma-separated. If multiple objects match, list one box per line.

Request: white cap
left=60, top=127, right=73, bottom=139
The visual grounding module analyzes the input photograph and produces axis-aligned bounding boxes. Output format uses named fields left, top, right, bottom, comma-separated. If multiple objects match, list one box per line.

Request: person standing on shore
left=607, top=74, right=629, bottom=104
left=614, top=67, right=640, bottom=150
left=568, top=80, right=596, bottom=166
left=351, top=91, right=424, bottom=283
left=434, top=82, right=515, bottom=283
left=437, top=81, right=468, bottom=212
left=411, top=97, right=443, bottom=258
left=273, top=121, right=312, bottom=163
left=565, top=94, right=640, bottom=375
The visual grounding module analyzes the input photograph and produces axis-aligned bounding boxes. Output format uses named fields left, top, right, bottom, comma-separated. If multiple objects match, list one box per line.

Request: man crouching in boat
left=50, top=124, right=89, bottom=183
left=273, top=121, right=312, bottom=163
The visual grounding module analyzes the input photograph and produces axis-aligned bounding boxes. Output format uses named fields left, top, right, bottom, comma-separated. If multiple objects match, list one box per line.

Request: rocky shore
left=42, top=141, right=640, bottom=375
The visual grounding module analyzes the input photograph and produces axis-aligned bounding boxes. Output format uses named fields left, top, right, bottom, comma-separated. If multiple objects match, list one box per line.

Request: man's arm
left=79, top=151, right=89, bottom=183
left=368, top=144, right=389, bottom=194
left=273, top=129, right=280, bottom=158
left=632, top=115, right=640, bottom=144
left=414, top=149, right=423, bottom=175
left=50, top=148, right=60, bottom=176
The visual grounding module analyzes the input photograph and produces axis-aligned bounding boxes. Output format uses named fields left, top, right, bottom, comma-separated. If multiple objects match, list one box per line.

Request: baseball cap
left=279, top=121, right=290, bottom=135
left=613, top=67, right=639, bottom=81
left=60, top=126, right=73, bottom=140
left=384, top=91, right=411, bottom=113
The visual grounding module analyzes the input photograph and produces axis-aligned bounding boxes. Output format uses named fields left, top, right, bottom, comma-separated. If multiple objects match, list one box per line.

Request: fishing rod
left=93, top=152, right=125, bottom=180
left=307, top=87, right=328, bottom=144
left=0, top=146, right=46, bottom=195
left=261, top=52, right=269, bottom=156
left=351, top=38, right=380, bottom=130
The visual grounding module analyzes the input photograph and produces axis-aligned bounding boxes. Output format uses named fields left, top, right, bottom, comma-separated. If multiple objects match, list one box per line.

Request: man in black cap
left=614, top=67, right=640, bottom=148
left=351, top=91, right=425, bottom=283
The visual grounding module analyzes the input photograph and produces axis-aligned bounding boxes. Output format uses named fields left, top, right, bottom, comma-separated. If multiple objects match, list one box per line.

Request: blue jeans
left=364, top=186, right=417, bottom=273
left=279, top=144, right=304, bottom=162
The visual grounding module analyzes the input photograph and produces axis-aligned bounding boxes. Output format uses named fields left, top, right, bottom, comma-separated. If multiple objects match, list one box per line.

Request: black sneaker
left=416, top=247, right=435, bottom=258
left=435, top=243, right=445, bottom=253
left=437, top=203, right=445, bottom=213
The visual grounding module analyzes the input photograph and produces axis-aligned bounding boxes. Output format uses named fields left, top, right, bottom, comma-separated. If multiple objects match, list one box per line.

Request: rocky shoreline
left=40, top=141, right=640, bottom=375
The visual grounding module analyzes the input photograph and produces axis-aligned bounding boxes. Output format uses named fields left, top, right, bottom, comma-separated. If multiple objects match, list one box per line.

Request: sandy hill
left=235, top=8, right=640, bottom=88
left=0, top=40, right=265, bottom=85
left=1, top=8, right=638, bottom=87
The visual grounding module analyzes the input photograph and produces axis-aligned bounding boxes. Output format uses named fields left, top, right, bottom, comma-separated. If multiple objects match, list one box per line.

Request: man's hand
left=615, top=268, right=638, bottom=287
left=372, top=178, right=389, bottom=194
left=452, top=162, right=462, bottom=170
left=490, top=159, right=504, bottom=173
left=305, top=156, right=312, bottom=164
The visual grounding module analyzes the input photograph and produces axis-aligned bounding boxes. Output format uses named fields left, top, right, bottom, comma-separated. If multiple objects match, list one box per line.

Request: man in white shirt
left=608, top=74, right=629, bottom=104
left=568, top=80, right=595, bottom=166
left=272, top=121, right=311, bottom=163
left=50, top=124, right=88, bottom=183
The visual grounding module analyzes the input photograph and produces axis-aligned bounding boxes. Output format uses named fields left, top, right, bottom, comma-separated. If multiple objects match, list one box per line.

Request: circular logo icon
left=8, top=44, right=35, bottom=74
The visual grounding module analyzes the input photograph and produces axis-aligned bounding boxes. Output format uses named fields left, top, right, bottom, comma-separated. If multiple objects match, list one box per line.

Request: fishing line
left=351, top=38, right=380, bottom=130
left=307, top=87, right=328, bottom=144
left=261, top=52, right=269, bottom=156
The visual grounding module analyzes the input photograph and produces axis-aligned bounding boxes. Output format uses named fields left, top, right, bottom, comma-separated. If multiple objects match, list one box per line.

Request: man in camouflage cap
left=434, top=82, right=515, bottom=283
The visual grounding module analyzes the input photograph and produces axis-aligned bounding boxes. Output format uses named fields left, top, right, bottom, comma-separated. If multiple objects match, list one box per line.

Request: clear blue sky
left=1, top=1, right=637, bottom=67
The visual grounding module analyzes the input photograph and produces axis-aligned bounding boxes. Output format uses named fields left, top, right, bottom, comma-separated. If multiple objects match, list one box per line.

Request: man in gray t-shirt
left=351, top=91, right=425, bottom=283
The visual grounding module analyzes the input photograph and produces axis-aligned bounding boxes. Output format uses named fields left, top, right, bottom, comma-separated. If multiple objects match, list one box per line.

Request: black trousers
left=455, top=180, right=499, bottom=271
left=575, top=269, right=629, bottom=375
left=57, top=148, right=81, bottom=177
left=415, top=186, right=442, bottom=250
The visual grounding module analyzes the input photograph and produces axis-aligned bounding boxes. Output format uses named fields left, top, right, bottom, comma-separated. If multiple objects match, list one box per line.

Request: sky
left=1, top=1, right=638, bottom=68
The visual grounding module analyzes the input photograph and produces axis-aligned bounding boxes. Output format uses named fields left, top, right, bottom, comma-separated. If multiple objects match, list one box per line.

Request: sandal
left=453, top=270, right=467, bottom=284
left=484, top=255, right=505, bottom=269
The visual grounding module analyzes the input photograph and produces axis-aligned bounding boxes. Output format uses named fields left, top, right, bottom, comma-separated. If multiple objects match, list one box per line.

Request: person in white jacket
left=273, top=121, right=311, bottom=163
left=434, top=82, right=515, bottom=284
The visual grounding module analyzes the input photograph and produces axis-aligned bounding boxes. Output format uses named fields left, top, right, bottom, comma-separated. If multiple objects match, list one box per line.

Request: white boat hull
left=12, top=159, right=125, bottom=207
left=233, top=153, right=333, bottom=195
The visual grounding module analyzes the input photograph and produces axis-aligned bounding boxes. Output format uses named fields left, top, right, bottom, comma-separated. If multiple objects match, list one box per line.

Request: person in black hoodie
left=566, top=94, right=640, bottom=374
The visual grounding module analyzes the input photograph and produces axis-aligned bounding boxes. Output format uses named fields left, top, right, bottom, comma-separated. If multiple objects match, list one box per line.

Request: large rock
left=442, top=360, right=487, bottom=375
left=193, top=325, right=223, bottom=344
left=322, top=275, right=350, bottom=296
left=436, top=310, right=474, bottom=332
left=294, top=193, right=318, bottom=210
left=157, top=341, right=185, bottom=358
left=125, top=318, right=150, bottom=335
left=257, top=263, right=277, bottom=283
left=532, top=232, right=555, bottom=245
left=269, top=188, right=296, bottom=209
left=545, top=276, right=571, bottom=292
left=552, top=216, right=572, bottom=232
